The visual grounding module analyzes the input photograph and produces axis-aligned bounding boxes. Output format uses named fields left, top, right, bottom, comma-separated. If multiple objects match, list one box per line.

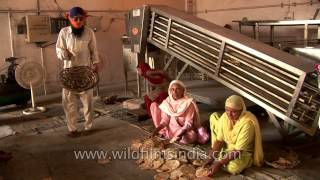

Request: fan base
left=23, top=107, right=46, bottom=115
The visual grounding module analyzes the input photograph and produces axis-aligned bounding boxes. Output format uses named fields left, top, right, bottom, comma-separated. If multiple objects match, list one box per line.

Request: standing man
left=56, top=6, right=100, bottom=137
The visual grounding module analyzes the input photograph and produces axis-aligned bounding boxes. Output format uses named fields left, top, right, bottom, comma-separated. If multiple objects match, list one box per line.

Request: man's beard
left=71, top=26, right=84, bottom=37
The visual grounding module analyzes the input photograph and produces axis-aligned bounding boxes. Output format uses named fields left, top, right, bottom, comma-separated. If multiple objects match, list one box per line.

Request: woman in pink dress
left=150, top=80, right=209, bottom=144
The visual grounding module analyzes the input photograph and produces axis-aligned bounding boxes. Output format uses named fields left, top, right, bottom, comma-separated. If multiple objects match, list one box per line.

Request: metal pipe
left=196, top=1, right=320, bottom=14
left=124, top=69, right=128, bottom=96
left=151, top=36, right=165, bottom=46
left=152, top=31, right=166, bottom=42
left=158, top=16, right=169, bottom=22
left=30, top=82, right=35, bottom=109
left=222, top=63, right=291, bottom=105
left=148, top=12, right=156, bottom=40
left=0, top=9, right=126, bottom=13
left=304, top=23, right=308, bottom=47
left=313, top=8, right=320, bottom=20
left=170, top=33, right=219, bottom=60
left=176, top=63, right=188, bottom=80
left=172, top=21, right=222, bottom=46
left=7, top=11, right=15, bottom=57
left=303, top=82, right=319, bottom=93
left=169, top=39, right=218, bottom=67
left=270, top=25, right=274, bottom=46
left=135, top=53, right=141, bottom=97
left=167, top=43, right=215, bottom=74
left=36, top=0, right=40, bottom=15
left=227, top=45, right=300, bottom=82
left=216, top=41, right=226, bottom=76
left=318, top=74, right=320, bottom=89
left=220, top=73, right=287, bottom=112
left=293, top=109, right=316, bottom=121
left=164, top=18, right=172, bottom=48
left=154, top=20, right=167, bottom=29
left=166, top=25, right=220, bottom=56
left=171, top=27, right=221, bottom=53
left=254, top=22, right=259, bottom=40
left=168, top=45, right=216, bottom=74
left=153, top=26, right=166, bottom=34
left=225, top=53, right=296, bottom=93
left=40, top=47, right=47, bottom=95
left=163, top=55, right=174, bottom=71
left=144, top=46, right=149, bottom=95
left=298, top=95, right=320, bottom=106
left=169, top=40, right=217, bottom=68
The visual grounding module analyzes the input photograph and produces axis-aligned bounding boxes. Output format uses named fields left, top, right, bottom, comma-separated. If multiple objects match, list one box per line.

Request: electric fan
left=15, top=61, right=46, bottom=115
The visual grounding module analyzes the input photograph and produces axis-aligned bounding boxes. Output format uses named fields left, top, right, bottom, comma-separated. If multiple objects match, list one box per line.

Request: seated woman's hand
left=149, top=130, right=158, bottom=138
left=202, top=157, right=214, bottom=167
left=150, top=124, right=165, bottom=138
left=202, top=149, right=217, bottom=167
left=169, top=136, right=180, bottom=143
left=208, top=162, right=223, bottom=177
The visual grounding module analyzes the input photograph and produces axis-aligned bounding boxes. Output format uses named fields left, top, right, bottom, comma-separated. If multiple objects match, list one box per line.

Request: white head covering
left=159, top=80, right=192, bottom=115
left=159, top=80, right=201, bottom=127
left=167, top=80, right=187, bottom=101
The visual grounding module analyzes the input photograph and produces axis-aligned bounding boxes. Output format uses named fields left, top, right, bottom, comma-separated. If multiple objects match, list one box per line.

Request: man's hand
left=66, top=49, right=74, bottom=60
left=92, top=63, right=99, bottom=73
left=208, top=162, right=223, bottom=177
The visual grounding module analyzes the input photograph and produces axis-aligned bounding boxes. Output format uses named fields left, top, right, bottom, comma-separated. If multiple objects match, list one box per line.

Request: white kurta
left=56, top=26, right=99, bottom=68
left=56, top=26, right=99, bottom=132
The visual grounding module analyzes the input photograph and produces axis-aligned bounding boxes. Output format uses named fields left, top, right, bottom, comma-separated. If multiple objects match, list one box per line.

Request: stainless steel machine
left=124, top=5, right=320, bottom=137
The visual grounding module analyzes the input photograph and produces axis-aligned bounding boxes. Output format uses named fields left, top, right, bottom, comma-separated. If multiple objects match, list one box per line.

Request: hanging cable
left=196, top=0, right=320, bottom=14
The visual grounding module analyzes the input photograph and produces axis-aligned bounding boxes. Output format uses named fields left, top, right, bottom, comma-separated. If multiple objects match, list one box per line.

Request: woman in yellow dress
left=205, top=95, right=264, bottom=176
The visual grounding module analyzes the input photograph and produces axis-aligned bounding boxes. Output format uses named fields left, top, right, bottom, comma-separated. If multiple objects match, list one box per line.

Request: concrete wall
left=0, top=0, right=185, bottom=95
left=196, top=0, right=320, bottom=42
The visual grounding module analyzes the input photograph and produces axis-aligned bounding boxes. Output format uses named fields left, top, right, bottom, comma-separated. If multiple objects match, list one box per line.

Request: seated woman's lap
left=180, top=129, right=197, bottom=144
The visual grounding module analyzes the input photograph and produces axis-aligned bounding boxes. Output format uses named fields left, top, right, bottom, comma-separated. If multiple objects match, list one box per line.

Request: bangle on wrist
left=210, top=151, right=219, bottom=158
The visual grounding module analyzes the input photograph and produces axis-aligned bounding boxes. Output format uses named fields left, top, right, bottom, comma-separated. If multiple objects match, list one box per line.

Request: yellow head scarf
left=225, top=95, right=246, bottom=131
left=225, top=95, right=245, bottom=111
